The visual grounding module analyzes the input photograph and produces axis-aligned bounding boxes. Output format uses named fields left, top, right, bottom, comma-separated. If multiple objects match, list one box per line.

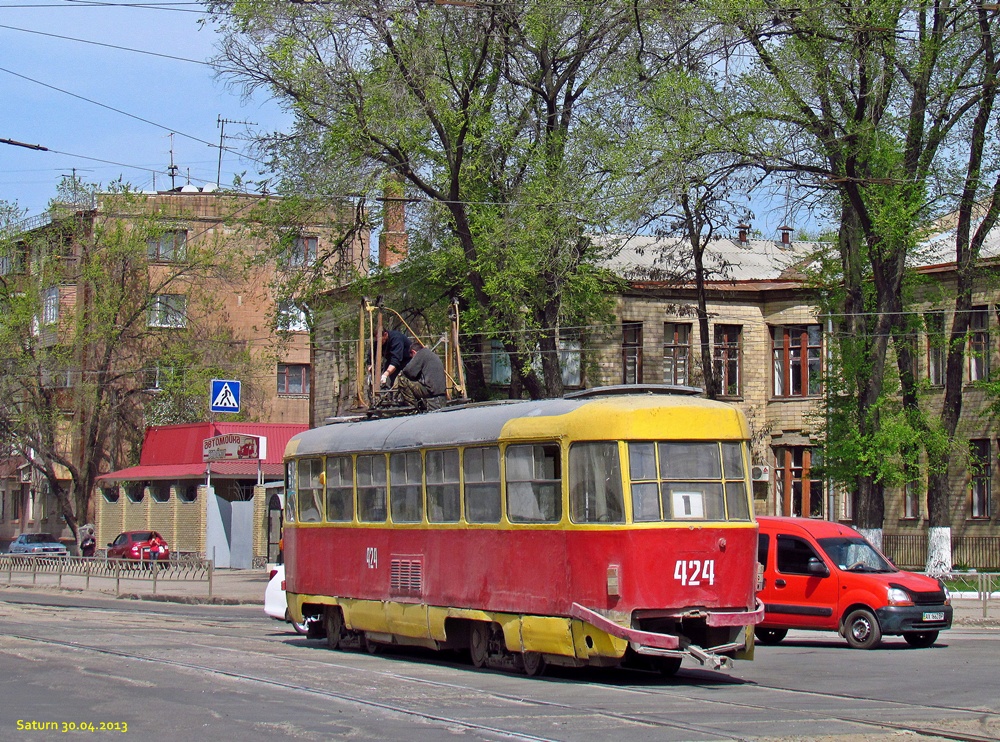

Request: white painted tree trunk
left=926, top=527, right=952, bottom=577
left=856, top=527, right=882, bottom=552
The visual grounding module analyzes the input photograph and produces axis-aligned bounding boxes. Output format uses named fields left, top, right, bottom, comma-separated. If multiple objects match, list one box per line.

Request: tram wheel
left=903, top=630, right=938, bottom=648
left=754, top=628, right=788, bottom=645
left=469, top=623, right=490, bottom=668
left=362, top=634, right=380, bottom=654
left=285, top=609, right=309, bottom=636
left=521, top=652, right=546, bottom=677
left=655, top=657, right=682, bottom=677
left=325, top=607, right=344, bottom=650
left=843, top=608, right=881, bottom=649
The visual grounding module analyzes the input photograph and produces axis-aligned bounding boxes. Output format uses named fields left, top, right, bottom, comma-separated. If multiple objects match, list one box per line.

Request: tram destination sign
left=202, top=434, right=267, bottom=462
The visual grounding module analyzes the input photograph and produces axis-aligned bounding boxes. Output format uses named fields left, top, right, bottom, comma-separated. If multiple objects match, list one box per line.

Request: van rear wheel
left=903, top=630, right=938, bottom=648
left=843, top=608, right=881, bottom=649
left=754, top=628, right=787, bottom=645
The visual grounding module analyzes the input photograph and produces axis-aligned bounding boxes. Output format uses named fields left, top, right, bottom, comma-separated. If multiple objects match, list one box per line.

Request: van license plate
left=923, top=612, right=944, bottom=622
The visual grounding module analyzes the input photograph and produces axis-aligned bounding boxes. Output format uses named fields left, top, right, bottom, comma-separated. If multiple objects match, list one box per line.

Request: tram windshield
left=627, top=441, right=751, bottom=522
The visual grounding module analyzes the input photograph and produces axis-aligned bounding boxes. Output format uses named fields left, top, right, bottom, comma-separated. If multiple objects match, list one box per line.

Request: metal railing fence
left=0, top=554, right=214, bottom=597
left=882, top=534, right=1000, bottom=572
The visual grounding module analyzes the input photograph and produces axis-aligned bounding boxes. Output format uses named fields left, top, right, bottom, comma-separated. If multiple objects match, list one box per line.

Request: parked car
left=8, top=533, right=69, bottom=557
left=264, top=564, right=308, bottom=635
left=756, top=516, right=952, bottom=649
left=106, top=531, right=170, bottom=563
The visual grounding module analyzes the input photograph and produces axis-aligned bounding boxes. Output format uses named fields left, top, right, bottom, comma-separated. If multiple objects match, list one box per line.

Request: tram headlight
left=887, top=587, right=913, bottom=606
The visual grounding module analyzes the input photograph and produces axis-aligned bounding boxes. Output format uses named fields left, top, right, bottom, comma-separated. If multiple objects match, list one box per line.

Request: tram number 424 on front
left=674, top=559, right=716, bottom=587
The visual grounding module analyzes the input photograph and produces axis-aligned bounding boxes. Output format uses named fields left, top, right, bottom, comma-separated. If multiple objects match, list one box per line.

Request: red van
left=756, top=516, right=952, bottom=649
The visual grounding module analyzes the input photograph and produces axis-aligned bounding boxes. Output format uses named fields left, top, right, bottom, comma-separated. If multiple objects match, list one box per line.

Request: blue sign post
left=210, top=379, right=241, bottom=413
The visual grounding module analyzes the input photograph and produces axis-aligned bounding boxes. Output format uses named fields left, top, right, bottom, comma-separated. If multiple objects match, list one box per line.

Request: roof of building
left=97, top=422, right=307, bottom=482
left=600, top=234, right=823, bottom=283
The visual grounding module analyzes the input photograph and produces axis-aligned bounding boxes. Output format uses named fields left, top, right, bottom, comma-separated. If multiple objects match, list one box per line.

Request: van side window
left=757, top=533, right=769, bottom=567
left=776, top=535, right=825, bottom=575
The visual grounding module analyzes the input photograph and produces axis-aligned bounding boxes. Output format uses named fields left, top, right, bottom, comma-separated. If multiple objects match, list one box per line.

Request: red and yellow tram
left=282, top=387, right=763, bottom=675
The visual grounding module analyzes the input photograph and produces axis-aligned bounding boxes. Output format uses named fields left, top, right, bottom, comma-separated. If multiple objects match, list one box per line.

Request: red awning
left=96, top=461, right=283, bottom=482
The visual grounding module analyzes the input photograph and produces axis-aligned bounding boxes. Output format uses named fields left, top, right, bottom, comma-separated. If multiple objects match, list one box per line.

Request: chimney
left=778, top=225, right=792, bottom=245
left=737, top=223, right=750, bottom=245
left=379, top=173, right=408, bottom=268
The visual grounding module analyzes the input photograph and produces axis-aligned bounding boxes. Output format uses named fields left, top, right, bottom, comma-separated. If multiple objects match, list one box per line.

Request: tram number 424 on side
left=674, top=559, right=716, bottom=587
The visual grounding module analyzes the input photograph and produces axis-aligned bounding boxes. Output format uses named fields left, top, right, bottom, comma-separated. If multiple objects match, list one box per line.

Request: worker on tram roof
left=379, top=329, right=412, bottom=388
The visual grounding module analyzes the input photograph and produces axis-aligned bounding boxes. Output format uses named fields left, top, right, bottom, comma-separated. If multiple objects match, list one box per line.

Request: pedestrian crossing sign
left=210, top=379, right=241, bottom=413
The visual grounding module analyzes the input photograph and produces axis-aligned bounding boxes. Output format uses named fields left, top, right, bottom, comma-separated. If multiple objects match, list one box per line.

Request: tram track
left=5, top=600, right=1000, bottom=742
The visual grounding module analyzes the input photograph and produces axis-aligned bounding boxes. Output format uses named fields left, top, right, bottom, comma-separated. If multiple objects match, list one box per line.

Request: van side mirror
left=807, top=556, right=829, bottom=577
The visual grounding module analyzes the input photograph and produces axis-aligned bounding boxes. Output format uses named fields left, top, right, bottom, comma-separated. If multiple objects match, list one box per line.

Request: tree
left=208, top=0, right=650, bottom=398
left=0, top=185, right=261, bottom=543
left=712, top=0, right=1000, bottom=549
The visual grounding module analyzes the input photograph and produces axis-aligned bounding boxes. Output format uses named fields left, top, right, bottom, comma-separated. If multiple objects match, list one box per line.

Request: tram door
left=266, top=484, right=284, bottom=564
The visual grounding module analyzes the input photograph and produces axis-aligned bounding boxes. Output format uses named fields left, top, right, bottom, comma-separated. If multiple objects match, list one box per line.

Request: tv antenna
left=217, top=115, right=256, bottom=188
left=167, top=133, right=179, bottom=190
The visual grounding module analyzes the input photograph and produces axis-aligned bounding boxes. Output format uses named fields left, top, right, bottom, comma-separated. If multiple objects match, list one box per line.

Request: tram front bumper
left=570, top=600, right=764, bottom=669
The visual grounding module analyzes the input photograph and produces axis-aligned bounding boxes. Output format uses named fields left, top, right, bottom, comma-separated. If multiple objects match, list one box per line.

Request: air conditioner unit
left=751, top=464, right=770, bottom=482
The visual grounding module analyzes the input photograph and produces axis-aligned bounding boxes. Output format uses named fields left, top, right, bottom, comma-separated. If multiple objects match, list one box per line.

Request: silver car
left=9, top=533, right=69, bottom=556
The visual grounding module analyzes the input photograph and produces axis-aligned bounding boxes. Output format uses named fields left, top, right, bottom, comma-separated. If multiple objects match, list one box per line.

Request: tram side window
left=297, top=458, right=323, bottom=522
left=357, top=454, right=387, bottom=522
left=284, top=461, right=296, bottom=523
left=569, top=442, right=624, bottom=524
left=464, top=446, right=501, bottom=523
left=427, top=448, right=460, bottom=523
left=505, top=443, right=562, bottom=523
left=325, top=455, right=354, bottom=522
left=722, top=442, right=751, bottom=521
left=390, top=451, right=423, bottom=523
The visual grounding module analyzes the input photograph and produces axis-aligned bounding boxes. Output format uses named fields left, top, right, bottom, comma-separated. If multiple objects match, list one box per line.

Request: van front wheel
left=843, top=609, right=881, bottom=649
left=903, top=630, right=938, bottom=648
left=754, top=628, right=787, bottom=645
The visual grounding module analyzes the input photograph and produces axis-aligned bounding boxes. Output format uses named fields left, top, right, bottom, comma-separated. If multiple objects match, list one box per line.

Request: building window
left=559, top=334, right=582, bottom=387
left=926, top=311, right=946, bottom=386
left=277, top=363, right=310, bottom=395
left=490, top=340, right=512, bottom=385
left=148, top=294, right=187, bottom=328
left=101, top=486, right=120, bottom=503
left=42, top=286, right=59, bottom=325
left=151, top=482, right=171, bottom=503
left=969, top=306, right=989, bottom=382
left=125, top=482, right=145, bottom=503
left=0, top=246, right=25, bottom=275
left=775, top=446, right=824, bottom=518
left=772, top=325, right=822, bottom=397
left=179, top=484, right=198, bottom=503
left=663, top=322, right=690, bottom=385
left=11, top=490, right=21, bottom=521
left=970, top=439, right=991, bottom=519
left=147, top=230, right=187, bottom=262
left=283, top=236, right=318, bottom=268
left=622, top=322, right=643, bottom=384
left=277, top=299, right=309, bottom=332
left=714, top=325, right=742, bottom=396
left=903, top=480, right=919, bottom=519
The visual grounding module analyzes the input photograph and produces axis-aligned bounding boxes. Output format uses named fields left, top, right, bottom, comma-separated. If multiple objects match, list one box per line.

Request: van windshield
left=817, top=537, right=896, bottom=573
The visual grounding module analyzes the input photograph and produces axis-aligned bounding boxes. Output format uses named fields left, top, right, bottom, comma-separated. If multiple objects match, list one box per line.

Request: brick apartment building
left=0, top=187, right=367, bottom=552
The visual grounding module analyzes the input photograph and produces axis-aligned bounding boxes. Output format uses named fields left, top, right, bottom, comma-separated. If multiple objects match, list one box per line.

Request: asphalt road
left=1, top=590, right=998, bottom=742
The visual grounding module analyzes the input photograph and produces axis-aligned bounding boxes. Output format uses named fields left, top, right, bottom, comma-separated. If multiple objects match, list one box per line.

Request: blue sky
left=0, top=0, right=288, bottom=218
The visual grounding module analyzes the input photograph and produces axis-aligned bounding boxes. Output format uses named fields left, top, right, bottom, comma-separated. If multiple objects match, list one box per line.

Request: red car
left=107, top=531, right=170, bottom=564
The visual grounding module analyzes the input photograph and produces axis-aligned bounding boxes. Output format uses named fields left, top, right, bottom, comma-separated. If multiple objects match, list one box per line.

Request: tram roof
left=285, top=387, right=749, bottom=458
